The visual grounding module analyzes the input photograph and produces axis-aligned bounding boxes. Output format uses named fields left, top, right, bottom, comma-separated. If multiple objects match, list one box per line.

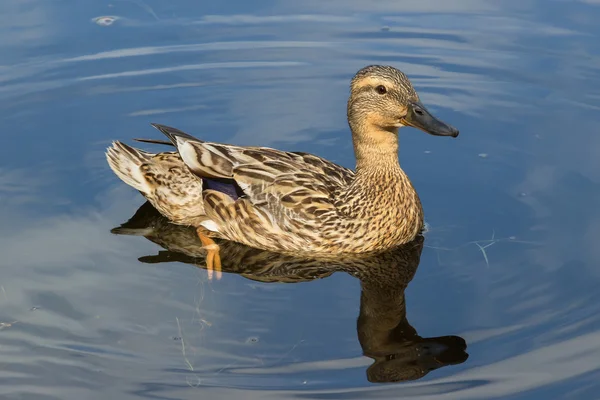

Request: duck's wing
left=150, top=123, right=354, bottom=233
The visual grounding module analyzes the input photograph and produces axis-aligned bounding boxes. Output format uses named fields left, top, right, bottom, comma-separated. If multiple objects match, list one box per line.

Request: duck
left=106, top=65, right=459, bottom=278
left=111, top=200, right=469, bottom=381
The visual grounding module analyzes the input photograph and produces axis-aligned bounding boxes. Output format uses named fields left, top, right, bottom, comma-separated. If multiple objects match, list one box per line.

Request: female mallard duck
left=106, top=65, right=458, bottom=276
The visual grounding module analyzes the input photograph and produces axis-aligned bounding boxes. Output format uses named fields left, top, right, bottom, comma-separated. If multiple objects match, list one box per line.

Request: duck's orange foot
left=196, top=227, right=222, bottom=280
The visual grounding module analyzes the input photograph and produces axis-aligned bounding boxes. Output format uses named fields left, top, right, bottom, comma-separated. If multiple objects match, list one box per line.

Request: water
left=1, top=0, right=599, bottom=399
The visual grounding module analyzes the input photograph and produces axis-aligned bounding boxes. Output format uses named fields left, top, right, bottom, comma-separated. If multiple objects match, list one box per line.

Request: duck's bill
left=402, top=102, right=459, bottom=137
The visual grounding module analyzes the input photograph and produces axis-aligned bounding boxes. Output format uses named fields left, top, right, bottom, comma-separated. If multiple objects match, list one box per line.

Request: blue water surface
left=1, top=0, right=600, bottom=399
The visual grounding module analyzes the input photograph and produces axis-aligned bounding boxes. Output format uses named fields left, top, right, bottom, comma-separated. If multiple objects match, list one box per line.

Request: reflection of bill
left=112, top=201, right=468, bottom=383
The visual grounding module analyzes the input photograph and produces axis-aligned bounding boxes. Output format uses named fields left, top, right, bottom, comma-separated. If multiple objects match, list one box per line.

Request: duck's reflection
left=112, top=201, right=468, bottom=383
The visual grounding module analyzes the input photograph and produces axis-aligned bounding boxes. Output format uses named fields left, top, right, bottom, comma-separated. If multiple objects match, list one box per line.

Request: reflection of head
left=364, top=333, right=468, bottom=383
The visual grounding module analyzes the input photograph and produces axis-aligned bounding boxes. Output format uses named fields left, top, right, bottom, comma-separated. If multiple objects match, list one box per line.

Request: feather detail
left=106, top=141, right=153, bottom=194
left=106, top=122, right=423, bottom=253
left=106, top=141, right=209, bottom=227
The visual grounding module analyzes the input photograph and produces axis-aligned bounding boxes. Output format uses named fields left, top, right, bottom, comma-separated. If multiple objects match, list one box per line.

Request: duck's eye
left=375, top=85, right=387, bottom=95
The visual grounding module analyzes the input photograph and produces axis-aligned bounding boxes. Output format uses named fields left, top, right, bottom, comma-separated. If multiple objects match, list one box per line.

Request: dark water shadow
left=111, top=201, right=468, bottom=384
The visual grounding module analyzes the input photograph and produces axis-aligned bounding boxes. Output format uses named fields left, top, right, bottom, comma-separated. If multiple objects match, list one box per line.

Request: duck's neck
left=352, top=126, right=401, bottom=174
left=346, top=125, right=423, bottom=232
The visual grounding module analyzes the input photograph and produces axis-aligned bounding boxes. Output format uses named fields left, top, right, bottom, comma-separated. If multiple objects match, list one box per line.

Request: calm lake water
left=2, top=1, right=600, bottom=399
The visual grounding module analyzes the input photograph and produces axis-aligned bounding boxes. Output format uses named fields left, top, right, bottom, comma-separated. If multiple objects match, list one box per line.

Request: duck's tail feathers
left=133, top=138, right=175, bottom=146
left=106, top=141, right=153, bottom=194
left=150, top=123, right=203, bottom=147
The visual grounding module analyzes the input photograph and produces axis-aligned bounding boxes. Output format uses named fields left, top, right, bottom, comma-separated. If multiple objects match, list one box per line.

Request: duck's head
left=347, top=65, right=459, bottom=139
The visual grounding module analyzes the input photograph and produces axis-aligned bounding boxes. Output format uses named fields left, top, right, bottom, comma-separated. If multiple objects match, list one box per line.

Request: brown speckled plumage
left=106, top=65, right=458, bottom=254
left=106, top=143, right=209, bottom=227
left=112, top=201, right=469, bottom=382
